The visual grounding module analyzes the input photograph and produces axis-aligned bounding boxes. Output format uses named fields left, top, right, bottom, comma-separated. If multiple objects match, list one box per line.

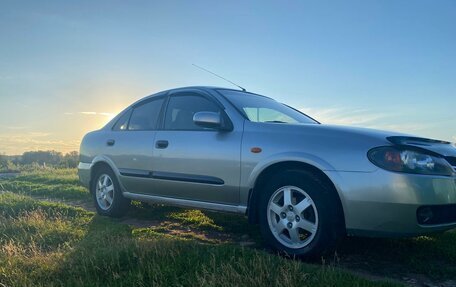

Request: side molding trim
left=118, top=169, right=224, bottom=185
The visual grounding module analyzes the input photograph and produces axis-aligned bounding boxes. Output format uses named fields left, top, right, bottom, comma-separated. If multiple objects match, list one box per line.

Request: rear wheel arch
left=90, top=162, right=130, bottom=217
left=90, top=161, right=116, bottom=193
left=247, top=161, right=346, bottom=232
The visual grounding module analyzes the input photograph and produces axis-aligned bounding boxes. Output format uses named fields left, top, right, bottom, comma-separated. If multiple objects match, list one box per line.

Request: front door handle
left=106, top=139, right=115, bottom=146
left=155, top=140, right=169, bottom=149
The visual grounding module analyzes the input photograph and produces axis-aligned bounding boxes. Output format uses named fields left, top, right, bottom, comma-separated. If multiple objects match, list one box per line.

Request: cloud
left=368, top=123, right=434, bottom=133
left=63, top=112, right=116, bottom=125
left=27, top=132, right=51, bottom=137
left=98, top=112, right=114, bottom=117
left=299, top=106, right=436, bottom=134
left=299, top=107, right=387, bottom=126
left=5, top=126, right=27, bottom=130
left=79, top=112, right=115, bottom=121
left=64, top=111, right=115, bottom=117
left=0, top=132, right=79, bottom=155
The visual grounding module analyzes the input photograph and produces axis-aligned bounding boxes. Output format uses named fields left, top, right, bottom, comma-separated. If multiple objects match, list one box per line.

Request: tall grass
left=0, top=193, right=398, bottom=287
left=1, top=168, right=455, bottom=286
left=0, top=168, right=89, bottom=201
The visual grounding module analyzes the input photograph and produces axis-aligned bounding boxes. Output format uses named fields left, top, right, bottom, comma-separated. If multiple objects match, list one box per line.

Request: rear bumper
left=327, top=169, right=456, bottom=237
left=77, top=162, right=92, bottom=188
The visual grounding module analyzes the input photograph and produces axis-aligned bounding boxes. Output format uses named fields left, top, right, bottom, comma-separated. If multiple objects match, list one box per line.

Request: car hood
left=308, top=124, right=456, bottom=157
left=264, top=122, right=455, bottom=156
left=311, top=124, right=407, bottom=140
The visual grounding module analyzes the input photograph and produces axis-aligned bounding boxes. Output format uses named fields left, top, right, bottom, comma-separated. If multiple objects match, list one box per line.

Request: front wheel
left=91, top=166, right=130, bottom=217
left=259, top=170, right=343, bottom=258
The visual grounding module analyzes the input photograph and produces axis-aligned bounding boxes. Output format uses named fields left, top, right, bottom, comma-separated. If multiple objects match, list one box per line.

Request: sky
left=0, top=0, right=455, bottom=155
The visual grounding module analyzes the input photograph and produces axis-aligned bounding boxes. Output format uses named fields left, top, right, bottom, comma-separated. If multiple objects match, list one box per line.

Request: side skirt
left=123, top=192, right=247, bottom=214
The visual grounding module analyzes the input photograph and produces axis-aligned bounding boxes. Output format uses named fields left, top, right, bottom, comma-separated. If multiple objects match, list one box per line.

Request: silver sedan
left=78, top=86, right=456, bottom=257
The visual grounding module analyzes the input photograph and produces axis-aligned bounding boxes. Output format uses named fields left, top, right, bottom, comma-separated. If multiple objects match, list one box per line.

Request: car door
left=107, top=95, right=165, bottom=194
left=152, top=90, right=242, bottom=205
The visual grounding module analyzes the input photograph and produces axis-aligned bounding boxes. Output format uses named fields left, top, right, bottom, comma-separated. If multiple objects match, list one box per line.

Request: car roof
left=146, top=86, right=270, bottom=100
left=131, top=86, right=267, bottom=106
left=153, top=86, right=241, bottom=96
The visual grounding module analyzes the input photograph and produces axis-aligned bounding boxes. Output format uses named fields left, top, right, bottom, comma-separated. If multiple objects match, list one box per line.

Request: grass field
left=0, top=168, right=455, bottom=286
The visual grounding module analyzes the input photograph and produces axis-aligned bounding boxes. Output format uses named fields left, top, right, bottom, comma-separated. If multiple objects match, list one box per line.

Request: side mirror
left=193, top=111, right=222, bottom=129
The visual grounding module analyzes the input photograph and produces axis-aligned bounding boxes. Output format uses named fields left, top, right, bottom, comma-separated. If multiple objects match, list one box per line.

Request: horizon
left=1, top=1, right=455, bottom=155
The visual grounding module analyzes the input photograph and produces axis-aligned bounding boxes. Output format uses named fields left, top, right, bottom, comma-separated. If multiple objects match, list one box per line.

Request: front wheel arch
left=247, top=161, right=346, bottom=234
left=258, top=169, right=343, bottom=257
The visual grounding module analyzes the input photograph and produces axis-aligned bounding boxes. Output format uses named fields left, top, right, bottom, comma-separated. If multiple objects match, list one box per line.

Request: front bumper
left=327, top=169, right=456, bottom=237
left=77, top=162, right=92, bottom=188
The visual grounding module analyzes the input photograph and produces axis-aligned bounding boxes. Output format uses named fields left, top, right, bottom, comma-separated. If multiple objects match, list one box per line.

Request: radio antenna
left=192, top=64, right=246, bottom=92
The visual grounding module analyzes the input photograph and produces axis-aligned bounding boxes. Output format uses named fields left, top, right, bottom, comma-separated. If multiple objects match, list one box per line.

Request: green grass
left=126, top=202, right=263, bottom=245
left=338, top=232, right=456, bottom=279
left=0, top=192, right=398, bottom=287
left=13, top=168, right=81, bottom=185
left=0, top=168, right=89, bottom=201
left=1, top=168, right=455, bottom=286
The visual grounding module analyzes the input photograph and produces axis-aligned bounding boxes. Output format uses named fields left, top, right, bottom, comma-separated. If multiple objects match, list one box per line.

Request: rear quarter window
left=112, top=110, right=132, bottom=131
left=128, top=98, right=164, bottom=131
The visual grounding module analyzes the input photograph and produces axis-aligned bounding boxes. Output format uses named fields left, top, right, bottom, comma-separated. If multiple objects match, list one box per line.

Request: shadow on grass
left=2, top=169, right=453, bottom=285
left=50, top=215, right=399, bottom=287
left=122, top=201, right=263, bottom=246
left=124, top=201, right=456, bottom=281
left=114, top=200, right=456, bottom=279
left=106, top=201, right=456, bottom=283
left=1, top=192, right=454, bottom=286
left=336, top=231, right=456, bottom=280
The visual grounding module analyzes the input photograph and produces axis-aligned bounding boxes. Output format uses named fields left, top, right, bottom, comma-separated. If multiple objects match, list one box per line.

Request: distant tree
left=0, top=154, right=18, bottom=172
left=21, top=150, right=63, bottom=166
left=62, top=151, right=79, bottom=168
left=0, top=154, right=7, bottom=170
left=17, top=150, right=79, bottom=168
left=11, top=156, right=21, bottom=166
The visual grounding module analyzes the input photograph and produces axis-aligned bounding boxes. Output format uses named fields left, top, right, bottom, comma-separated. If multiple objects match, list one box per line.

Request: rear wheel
left=259, top=170, right=342, bottom=258
left=91, top=166, right=130, bottom=217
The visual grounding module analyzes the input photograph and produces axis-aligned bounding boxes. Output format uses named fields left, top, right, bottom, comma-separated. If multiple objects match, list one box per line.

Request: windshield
left=218, top=90, right=318, bottom=124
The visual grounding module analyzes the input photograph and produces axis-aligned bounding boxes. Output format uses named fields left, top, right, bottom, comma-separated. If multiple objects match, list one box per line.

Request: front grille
left=417, top=204, right=456, bottom=225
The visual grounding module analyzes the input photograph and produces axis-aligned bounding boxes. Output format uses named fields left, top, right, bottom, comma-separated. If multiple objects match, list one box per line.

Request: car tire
left=91, top=166, right=130, bottom=217
left=258, top=169, right=343, bottom=258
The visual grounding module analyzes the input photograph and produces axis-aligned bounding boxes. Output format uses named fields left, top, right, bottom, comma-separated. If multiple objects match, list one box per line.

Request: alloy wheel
left=267, top=185, right=319, bottom=249
left=95, top=174, right=115, bottom=210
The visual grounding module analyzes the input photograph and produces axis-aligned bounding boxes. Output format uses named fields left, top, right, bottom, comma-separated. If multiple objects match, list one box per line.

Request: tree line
left=0, top=150, right=79, bottom=172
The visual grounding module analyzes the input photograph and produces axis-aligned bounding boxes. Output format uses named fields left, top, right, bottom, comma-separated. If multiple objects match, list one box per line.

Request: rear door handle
left=106, top=139, right=115, bottom=146
left=155, top=140, right=169, bottom=149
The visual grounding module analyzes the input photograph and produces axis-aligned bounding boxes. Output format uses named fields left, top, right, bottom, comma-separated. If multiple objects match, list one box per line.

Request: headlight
left=368, top=146, right=454, bottom=176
